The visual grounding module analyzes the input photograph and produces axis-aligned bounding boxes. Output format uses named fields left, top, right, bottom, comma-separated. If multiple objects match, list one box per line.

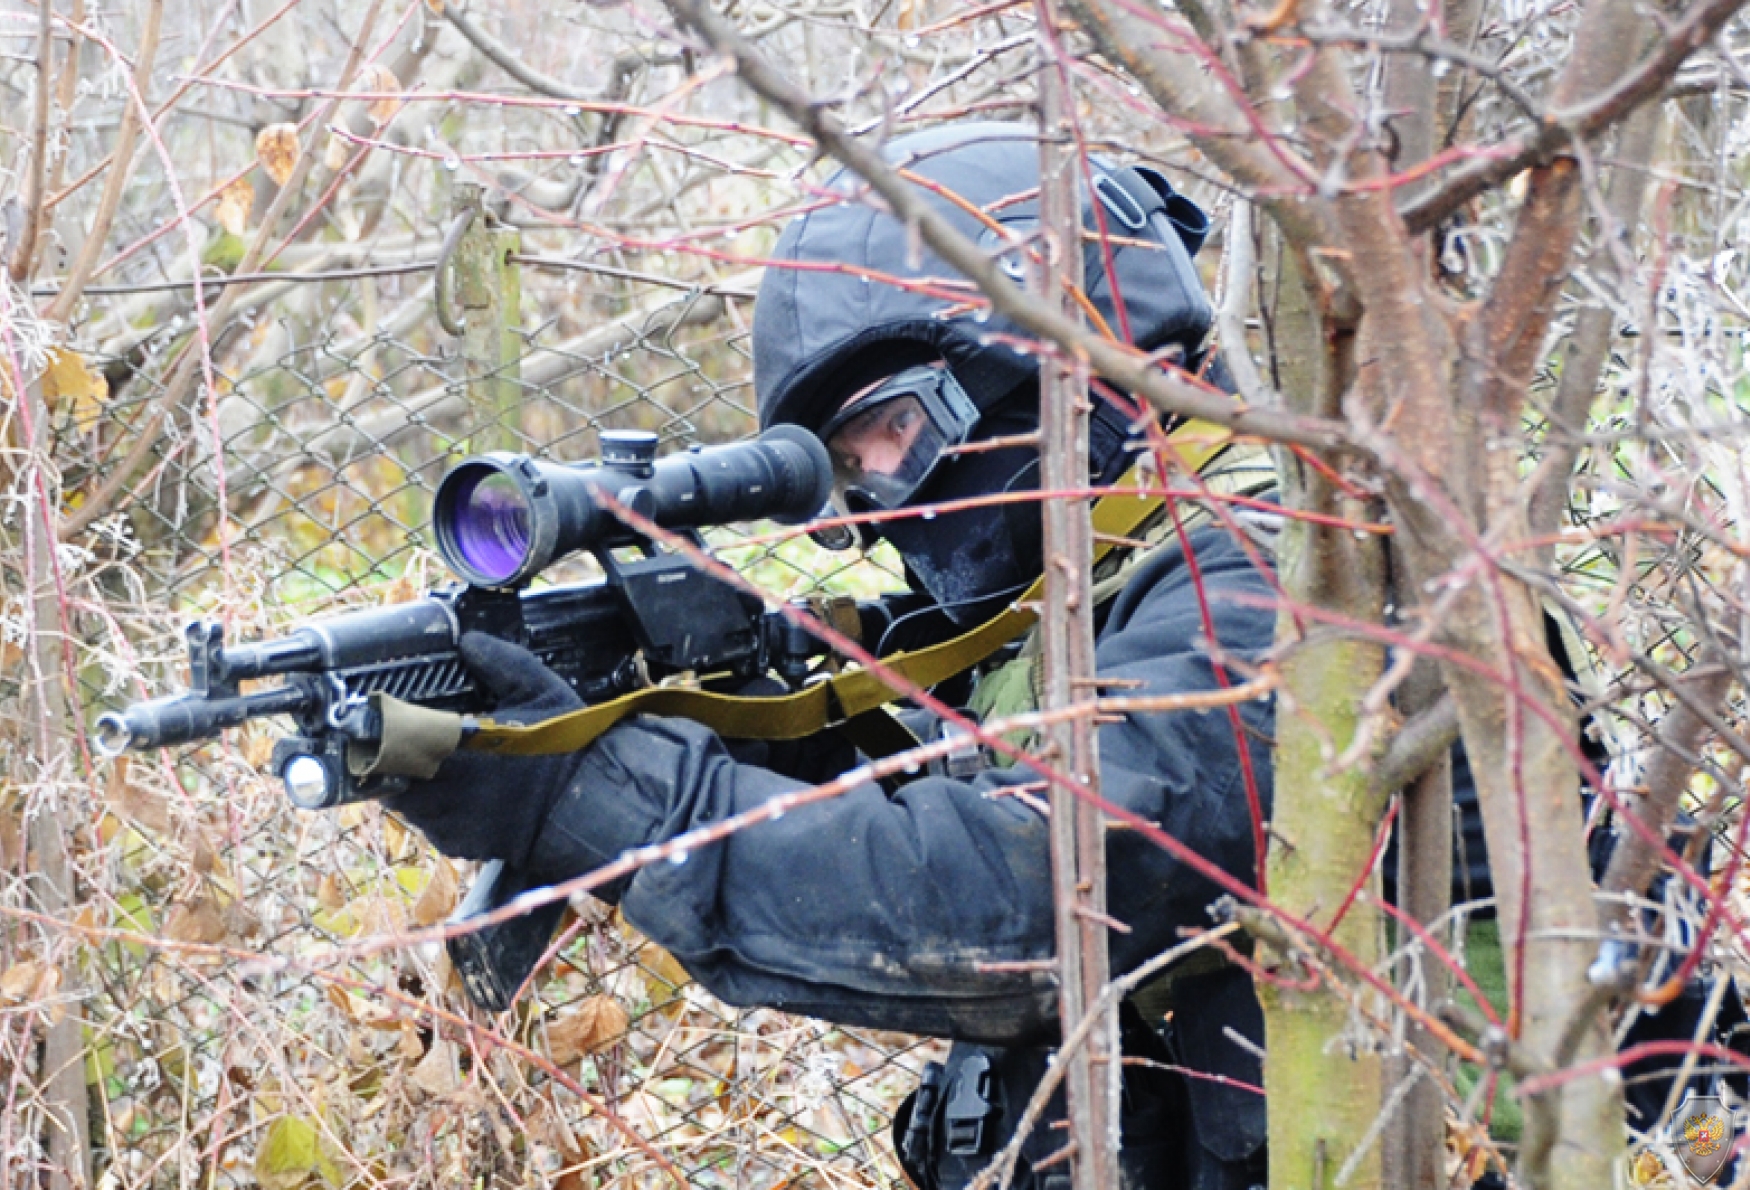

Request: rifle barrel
left=94, top=684, right=314, bottom=757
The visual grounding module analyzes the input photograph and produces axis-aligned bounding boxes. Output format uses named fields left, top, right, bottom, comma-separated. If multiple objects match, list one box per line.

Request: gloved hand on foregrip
left=381, top=632, right=586, bottom=868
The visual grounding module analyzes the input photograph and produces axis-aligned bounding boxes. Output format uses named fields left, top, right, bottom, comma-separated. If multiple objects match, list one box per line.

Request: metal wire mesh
left=41, top=232, right=924, bottom=1189
left=41, top=255, right=938, bottom=1183
left=57, top=177, right=1746, bottom=1183
left=1, top=6, right=1085, bottom=1180
left=32, top=0, right=1749, bottom=1182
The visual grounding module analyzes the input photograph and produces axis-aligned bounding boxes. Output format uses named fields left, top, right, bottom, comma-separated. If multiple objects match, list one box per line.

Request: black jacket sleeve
left=527, top=526, right=1276, bottom=1044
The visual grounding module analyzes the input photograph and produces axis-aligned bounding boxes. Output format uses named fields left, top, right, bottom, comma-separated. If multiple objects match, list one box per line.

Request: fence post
left=16, top=364, right=93, bottom=1190
left=445, top=182, right=523, bottom=451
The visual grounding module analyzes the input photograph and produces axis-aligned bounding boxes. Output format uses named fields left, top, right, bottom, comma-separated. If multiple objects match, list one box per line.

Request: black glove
left=380, top=632, right=587, bottom=867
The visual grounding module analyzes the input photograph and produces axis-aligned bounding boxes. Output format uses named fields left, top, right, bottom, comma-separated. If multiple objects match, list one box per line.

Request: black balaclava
left=879, top=380, right=1139, bottom=626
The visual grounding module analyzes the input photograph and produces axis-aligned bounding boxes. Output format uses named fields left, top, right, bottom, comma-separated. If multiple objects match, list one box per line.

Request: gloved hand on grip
left=381, top=632, right=587, bottom=868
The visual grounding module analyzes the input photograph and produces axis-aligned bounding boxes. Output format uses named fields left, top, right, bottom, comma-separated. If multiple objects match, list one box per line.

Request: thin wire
left=508, top=253, right=758, bottom=298
left=28, top=259, right=438, bottom=297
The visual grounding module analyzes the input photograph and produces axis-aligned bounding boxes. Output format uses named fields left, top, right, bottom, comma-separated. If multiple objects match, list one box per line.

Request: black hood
left=753, top=122, right=1214, bottom=434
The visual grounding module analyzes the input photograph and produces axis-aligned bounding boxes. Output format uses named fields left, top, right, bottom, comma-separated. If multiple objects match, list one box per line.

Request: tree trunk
left=1260, top=239, right=1391, bottom=1190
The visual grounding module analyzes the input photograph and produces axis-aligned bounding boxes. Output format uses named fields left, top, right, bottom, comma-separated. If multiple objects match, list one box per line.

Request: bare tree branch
left=1528, top=101, right=1663, bottom=540
left=657, top=0, right=1354, bottom=454
left=1465, top=0, right=1647, bottom=461
left=59, top=0, right=389, bottom=541
left=1401, top=0, right=1749, bottom=232
left=1371, top=694, right=1460, bottom=798
left=436, top=0, right=595, bottom=101
left=1380, top=1, right=1438, bottom=186
left=1601, top=662, right=1735, bottom=929
left=1061, top=0, right=1339, bottom=253
left=1380, top=570, right=1455, bottom=1190
left=44, top=0, right=85, bottom=202
left=7, top=0, right=54, bottom=284
left=44, top=0, right=164, bottom=324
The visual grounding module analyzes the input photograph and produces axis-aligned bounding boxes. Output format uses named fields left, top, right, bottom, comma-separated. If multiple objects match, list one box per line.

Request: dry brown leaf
left=433, top=946, right=466, bottom=999
left=323, top=133, right=350, bottom=173
left=316, top=872, right=347, bottom=912
left=397, top=1023, right=424, bottom=1061
left=241, top=726, right=276, bottom=770
left=640, top=941, right=691, bottom=1003
left=529, top=1098, right=588, bottom=1159
left=34, top=964, right=60, bottom=1009
left=546, top=995, right=629, bottom=1065
left=0, top=960, right=58, bottom=1003
left=255, top=123, right=302, bottom=187
left=356, top=998, right=402, bottom=1031
left=409, top=1038, right=460, bottom=1096
left=618, top=917, right=691, bottom=996
left=347, top=895, right=407, bottom=937
left=214, top=177, right=253, bottom=235
left=119, top=783, right=171, bottom=834
left=41, top=347, right=109, bottom=433
left=102, top=755, right=129, bottom=802
left=190, top=830, right=220, bottom=874
left=105, top=757, right=171, bottom=834
left=111, top=1105, right=139, bottom=1139
left=323, top=983, right=396, bottom=1029
left=96, top=813, right=123, bottom=848
left=165, top=897, right=228, bottom=945
left=0, top=797, right=19, bottom=871
left=382, top=813, right=409, bottom=858
left=379, top=573, right=420, bottom=605
left=1444, top=1111, right=1486, bottom=1185
left=325, top=984, right=356, bottom=1018
left=357, top=64, right=402, bottom=125
left=411, top=858, right=459, bottom=927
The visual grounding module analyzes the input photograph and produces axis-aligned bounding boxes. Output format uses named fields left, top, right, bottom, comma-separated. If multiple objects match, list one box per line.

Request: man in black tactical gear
left=387, top=122, right=1275, bottom=1190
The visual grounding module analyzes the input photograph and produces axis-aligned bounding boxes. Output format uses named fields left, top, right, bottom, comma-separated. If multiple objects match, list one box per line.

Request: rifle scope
left=432, top=426, right=833, bottom=588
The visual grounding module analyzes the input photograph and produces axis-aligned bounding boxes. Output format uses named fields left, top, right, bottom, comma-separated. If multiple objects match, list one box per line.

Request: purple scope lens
left=446, top=469, right=532, bottom=584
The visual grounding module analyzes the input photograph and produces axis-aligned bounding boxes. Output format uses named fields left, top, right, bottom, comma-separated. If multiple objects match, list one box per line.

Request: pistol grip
left=446, top=860, right=567, bottom=1012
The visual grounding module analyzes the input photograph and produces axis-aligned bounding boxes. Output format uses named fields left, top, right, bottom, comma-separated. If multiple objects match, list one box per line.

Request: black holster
left=892, top=1004, right=1260, bottom=1190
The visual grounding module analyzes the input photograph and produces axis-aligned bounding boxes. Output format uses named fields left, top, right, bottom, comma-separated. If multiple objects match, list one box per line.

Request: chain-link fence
left=0, top=8, right=1049, bottom=1169
left=26, top=1, right=1750, bottom=1185
left=39, top=200, right=945, bottom=1187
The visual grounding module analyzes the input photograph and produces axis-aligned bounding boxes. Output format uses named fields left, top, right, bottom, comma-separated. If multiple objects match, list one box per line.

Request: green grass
left=1451, top=919, right=1522, bottom=1143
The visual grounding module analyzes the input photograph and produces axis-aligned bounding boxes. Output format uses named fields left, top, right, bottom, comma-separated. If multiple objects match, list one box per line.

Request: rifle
left=94, top=426, right=869, bottom=1009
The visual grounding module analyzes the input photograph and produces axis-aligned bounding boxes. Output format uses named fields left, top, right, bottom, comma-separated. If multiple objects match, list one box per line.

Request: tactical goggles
left=818, top=364, right=981, bottom=514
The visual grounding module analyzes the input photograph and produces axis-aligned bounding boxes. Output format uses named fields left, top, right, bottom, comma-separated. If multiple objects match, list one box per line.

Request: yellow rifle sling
left=439, top=420, right=1233, bottom=759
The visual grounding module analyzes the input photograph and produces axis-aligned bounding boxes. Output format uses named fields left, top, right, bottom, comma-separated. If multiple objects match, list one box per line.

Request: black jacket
left=524, top=522, right=1277, bottom=1164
